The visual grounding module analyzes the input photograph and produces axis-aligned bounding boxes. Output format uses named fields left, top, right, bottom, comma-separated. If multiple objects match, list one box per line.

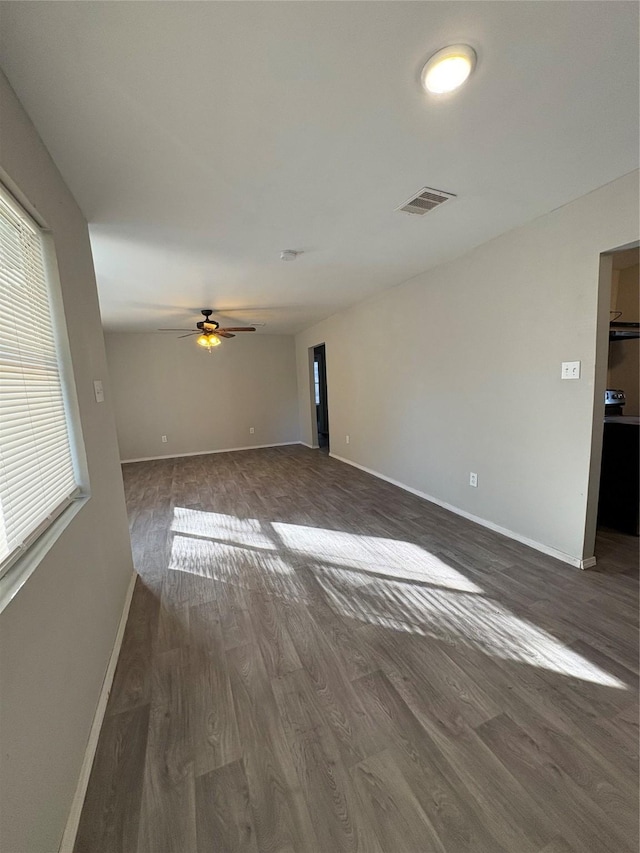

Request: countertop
left=604, top=416, right=640, bottom=425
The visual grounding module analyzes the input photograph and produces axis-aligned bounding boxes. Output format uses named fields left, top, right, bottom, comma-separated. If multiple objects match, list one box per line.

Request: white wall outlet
left=561, top=360, right=581, bottom=380
left=249, top=427, right=255, bottom=434
left=93, top=380, right=104, bottom=403
left=469, top=472, right=478, bottom=488
left=161, top=435, right=168, bottom=443
left=346, top=434, right=350, bottom=445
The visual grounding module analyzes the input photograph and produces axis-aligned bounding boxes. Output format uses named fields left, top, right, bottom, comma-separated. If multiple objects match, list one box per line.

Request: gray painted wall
left=296, top=171, right=639, bottom=565
left=0, top=73, right=134, bottom=852
left=105, top=332, right=299, bottom=461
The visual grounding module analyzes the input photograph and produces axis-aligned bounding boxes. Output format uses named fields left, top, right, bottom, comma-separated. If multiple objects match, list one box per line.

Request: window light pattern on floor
left=169, top=508, right=625, bottom=689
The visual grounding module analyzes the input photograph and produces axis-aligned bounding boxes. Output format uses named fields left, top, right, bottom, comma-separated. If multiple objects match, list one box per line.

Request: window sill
left=0, top=496, right=90, bottom=615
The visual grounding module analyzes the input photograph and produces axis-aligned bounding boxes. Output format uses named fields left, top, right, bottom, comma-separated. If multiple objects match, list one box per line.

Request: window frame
left=0, top=177, right=89, bottom=592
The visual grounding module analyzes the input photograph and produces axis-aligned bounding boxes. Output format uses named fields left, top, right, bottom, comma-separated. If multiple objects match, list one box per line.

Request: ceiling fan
left=158, top=309, right=256, bottom=350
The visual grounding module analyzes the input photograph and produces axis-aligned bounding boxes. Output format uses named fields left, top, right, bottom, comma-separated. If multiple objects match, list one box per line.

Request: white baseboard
left=59, top=571, right=137, bottom=853
left=299, top=441, right=320, bottom=449
left=121, top=441, right=301, bottom=464
left=329, top=453, right=594, bottom=570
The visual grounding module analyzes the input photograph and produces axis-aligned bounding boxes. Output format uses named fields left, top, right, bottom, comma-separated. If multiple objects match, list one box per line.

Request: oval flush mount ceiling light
left=421, top=44, right=477, bottom=94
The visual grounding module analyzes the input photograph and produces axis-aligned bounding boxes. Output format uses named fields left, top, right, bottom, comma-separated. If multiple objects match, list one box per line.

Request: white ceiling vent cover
left=396, top=187, right=456, bottom=215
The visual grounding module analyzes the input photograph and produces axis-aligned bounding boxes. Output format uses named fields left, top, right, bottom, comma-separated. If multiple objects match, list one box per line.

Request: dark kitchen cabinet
left=598, top=419, right=639, bottom=536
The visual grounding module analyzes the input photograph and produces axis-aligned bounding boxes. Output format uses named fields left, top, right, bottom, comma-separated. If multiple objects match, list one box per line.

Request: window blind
left=0, top=186, right=79, bottom=576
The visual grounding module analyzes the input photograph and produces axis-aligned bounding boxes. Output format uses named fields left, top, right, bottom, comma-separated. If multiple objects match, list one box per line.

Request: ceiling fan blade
left=216, top=330, right=235, bottom=338
left=218, top=327, right=256, bottom=332
left=158, top=328, right=198, bottom=331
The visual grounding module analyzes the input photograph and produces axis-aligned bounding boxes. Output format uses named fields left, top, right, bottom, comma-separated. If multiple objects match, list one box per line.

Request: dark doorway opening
left=313, top=344, right=329, bottom=451
left=597, top=247, right=639, bottom=538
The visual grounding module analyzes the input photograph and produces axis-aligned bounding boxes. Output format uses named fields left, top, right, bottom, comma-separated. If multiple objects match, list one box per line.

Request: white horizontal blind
left=0, top=186, right=79, bottom=575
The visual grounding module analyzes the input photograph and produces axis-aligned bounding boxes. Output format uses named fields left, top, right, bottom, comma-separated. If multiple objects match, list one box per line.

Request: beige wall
left=0, top=73, right=134, bottom=852
left=105, top=332, right=299, bottom=461
left=608, top=261, right=639, bottom=416
left=296, top=171, right=639, bottom=565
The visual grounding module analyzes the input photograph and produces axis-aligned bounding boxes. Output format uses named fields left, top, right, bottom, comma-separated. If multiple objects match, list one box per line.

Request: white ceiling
left=1, top=1, right=638, bottom=334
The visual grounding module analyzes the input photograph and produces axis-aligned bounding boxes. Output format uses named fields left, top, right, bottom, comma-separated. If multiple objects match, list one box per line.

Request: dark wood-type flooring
left=75, top=445, right=639, bottom=853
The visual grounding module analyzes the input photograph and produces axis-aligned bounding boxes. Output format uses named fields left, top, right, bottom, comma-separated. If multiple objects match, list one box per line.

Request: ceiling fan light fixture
left=160, top=311, right=257, bottom=344
left=197, top=333, right=221, bottom=349
left=421, top=44, right=476, bottom=94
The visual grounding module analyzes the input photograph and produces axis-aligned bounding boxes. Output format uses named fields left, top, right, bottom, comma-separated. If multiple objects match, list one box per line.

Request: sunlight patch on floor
left=172, top=506, right=277, bottom=550
left=168, top=507, right=626, bottom=689
left=272, top=521, right=483, bottom=592
left=314, top=566, right=625, bottom=688
left=169, top=533, right=305, bottom=600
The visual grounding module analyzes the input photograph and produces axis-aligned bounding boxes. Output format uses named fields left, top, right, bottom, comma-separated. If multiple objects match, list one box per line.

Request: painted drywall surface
left=608, top=262, right=639, bottom=416
left=105, top=332, right=299, bottom=461
left=0, top=72, right=134, bottom=852
left=296, top=172, right=639, bottom=564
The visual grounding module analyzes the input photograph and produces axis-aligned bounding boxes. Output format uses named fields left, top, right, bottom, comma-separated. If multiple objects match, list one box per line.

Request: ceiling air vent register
left=396, top=187, right=456, bottom=215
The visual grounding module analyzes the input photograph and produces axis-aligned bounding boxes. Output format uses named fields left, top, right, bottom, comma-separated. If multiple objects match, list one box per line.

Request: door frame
left=306, top=343, right=321, bottom=448
left=307, top=342, right=329, bottom=450
left=583, top=240, right=639, bottom=563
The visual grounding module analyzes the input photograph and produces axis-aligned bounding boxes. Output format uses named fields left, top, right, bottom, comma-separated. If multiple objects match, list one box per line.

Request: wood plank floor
left=75, top=445, right=639, bottom=853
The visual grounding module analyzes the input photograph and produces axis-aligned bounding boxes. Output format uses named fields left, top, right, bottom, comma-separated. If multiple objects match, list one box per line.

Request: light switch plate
left=93, top=380, right=104, bottom=402
left=561, top=361, right=581, bottom=380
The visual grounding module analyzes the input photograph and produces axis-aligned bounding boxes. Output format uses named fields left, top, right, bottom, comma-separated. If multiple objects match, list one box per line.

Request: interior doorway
left=313, top=344, right=330, bottom=451
left=585, top=243, right=639, bottom=563
left=597, top=247, right=639, bottom=537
